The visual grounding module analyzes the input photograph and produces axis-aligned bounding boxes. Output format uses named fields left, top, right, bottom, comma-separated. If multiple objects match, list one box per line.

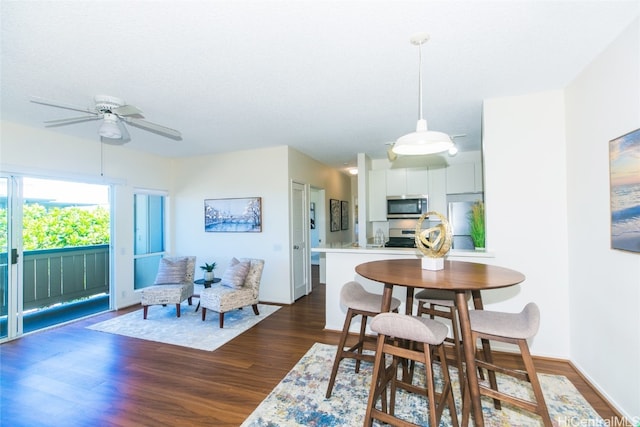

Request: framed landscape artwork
left=330, top=199, right=340, bottom=232
left=609, top=128, right=640, bottom=253
left=204, top=197, right=262, bottom=232
left=341, top=200, right=349, bottom=230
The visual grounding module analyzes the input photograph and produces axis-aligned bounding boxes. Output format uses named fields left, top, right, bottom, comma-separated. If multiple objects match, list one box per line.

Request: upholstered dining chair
left=326, top=281, right=401, bottom=398
left=200, top=258, right=264, bottom=328
left=463, top=302, right=552, bottom=427
left=364, top=312, right=459, bottom=427
left=140, top=256, right=196, bottom=319
left=415, top=289, right=471, bottom=389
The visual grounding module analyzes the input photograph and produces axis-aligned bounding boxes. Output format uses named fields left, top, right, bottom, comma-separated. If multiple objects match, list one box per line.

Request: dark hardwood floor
left=0, top=267, right=624, bottom=426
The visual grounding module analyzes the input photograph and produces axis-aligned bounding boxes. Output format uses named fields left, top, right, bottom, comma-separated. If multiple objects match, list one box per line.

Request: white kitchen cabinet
left=368, top=169, right=387, bottom=221
left=446, top=163, right=478, bottom=194
left=406, top=168, right=429, bottom=195
left=386, top=168, right=428, bottom=196
left=385, top=169, right=406, bottom=196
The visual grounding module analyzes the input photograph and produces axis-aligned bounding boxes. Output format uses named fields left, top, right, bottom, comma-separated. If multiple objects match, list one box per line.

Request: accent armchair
left=200, top=258, right=264, bottom=328
left=140, top=256, right=196, bottom=319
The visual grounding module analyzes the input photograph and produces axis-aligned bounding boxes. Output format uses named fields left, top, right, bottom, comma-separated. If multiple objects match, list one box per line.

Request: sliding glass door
left=0, top=175, right=111, bottom=340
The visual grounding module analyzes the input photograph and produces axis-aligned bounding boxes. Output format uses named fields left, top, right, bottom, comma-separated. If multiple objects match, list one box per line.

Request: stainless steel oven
left=385, top=228, right=417, bottom=248
left=386, top=195, right=428, bottom=219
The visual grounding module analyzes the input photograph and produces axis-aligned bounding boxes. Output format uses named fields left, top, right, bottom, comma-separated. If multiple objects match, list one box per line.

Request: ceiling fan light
left=99, top=114, right=122, bottom=139
left=448, top=144, right=459, bottom=156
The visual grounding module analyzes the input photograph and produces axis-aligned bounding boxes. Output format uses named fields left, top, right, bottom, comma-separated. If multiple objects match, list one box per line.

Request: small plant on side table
left=200, top=262, right=217, bottom=282
left=468, top=201, right=485, bottom=250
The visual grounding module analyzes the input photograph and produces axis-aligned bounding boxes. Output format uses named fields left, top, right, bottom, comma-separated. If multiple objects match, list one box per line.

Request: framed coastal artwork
left=204, top=197, right=262, bottom=232
left=330, top=199, right=340, bottom=232
left=609, top=128, right=640, bottom=253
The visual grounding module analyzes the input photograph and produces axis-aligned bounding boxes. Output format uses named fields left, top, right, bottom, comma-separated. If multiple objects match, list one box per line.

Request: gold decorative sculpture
left=415, top=211, right=452, bottom=270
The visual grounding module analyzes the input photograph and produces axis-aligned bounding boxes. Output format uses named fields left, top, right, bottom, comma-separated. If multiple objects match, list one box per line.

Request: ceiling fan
left=30, top=95, right=182, bottom=143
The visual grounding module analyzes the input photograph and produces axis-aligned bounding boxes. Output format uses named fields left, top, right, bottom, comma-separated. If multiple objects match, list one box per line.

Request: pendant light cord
left=100, top=142, right=104, bottom=177
left=418, top=41, right=423, bottom=121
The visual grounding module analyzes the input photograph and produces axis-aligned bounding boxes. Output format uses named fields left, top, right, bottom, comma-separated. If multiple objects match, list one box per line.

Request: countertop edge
left=311, top=245, right=494, bottom=258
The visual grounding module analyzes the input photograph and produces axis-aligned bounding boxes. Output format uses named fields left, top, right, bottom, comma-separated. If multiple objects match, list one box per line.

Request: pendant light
left=392, top=33, right=453, bottom=156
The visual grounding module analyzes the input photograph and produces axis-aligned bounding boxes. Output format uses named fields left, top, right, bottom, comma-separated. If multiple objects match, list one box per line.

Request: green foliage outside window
left=0, top=204, right=110, bottom=250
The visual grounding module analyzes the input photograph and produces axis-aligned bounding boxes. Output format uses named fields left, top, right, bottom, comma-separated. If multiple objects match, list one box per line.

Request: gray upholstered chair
left=364, top=312, right=458, bottom=427
left=463, top=302, right=552, bottom=427
left=326, top=281, right=401, bottom=398
left=415, top=289, right=471, bottom=388
left=140, top=256, right=196, bottom=319
left=200, top=258, right=264, bottom=328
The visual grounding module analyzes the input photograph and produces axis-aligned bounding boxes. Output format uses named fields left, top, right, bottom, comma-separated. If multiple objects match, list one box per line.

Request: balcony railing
left=0, top=245, right=109, bottom=316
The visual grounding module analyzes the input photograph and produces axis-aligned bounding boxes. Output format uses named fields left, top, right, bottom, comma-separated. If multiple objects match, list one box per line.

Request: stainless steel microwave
left=386, top=195, right=428, bottom=219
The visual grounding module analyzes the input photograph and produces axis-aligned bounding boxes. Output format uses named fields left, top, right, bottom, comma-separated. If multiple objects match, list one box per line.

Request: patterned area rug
left=87, top=300, right=280, bottom=351
left=242, top=343, right=604, bottom=426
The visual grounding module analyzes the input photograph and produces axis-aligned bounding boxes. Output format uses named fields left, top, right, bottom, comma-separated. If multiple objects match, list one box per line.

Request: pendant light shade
left=392, top=33, right=452, bottom=156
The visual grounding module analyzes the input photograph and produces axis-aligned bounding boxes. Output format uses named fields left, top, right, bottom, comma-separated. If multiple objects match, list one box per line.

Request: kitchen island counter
left=312, top=244, right=495, bottom=332
left=312, top=243, right=493, bottom=258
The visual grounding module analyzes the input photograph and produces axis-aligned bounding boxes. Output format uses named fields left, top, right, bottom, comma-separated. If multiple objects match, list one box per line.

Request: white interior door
left=291, top=181, right=309, bottom=300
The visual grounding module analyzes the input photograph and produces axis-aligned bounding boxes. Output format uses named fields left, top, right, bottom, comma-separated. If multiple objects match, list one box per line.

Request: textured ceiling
left=1, top=1, right=638, bottom=172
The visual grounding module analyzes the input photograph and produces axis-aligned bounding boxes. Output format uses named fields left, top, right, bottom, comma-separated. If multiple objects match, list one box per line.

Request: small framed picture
left=341, top=201, right=349, bottom=230
left=310, top=202, right=316, bottom=229
left=330, top=199, right=340, bottom=232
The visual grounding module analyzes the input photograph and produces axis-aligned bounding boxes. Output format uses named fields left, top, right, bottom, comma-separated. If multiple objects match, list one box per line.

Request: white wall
left=565, top=18, right=640, bottom=418
left=172, top=146, right=291, bottom=303
left=483, top=17, right=640, bottom=419
left=171, top=145, right=351, bottom=304
left=288, top=147, right=353, bottom=246
left=482, top=90, right=571, bottom=358
left=0, top=121, right=174, bottom=308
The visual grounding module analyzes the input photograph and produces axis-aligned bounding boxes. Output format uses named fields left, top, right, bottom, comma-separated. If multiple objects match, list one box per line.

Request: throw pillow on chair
left=220, top=257, right=251, bottom=289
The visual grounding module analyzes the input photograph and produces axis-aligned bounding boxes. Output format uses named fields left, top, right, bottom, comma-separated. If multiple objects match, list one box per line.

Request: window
left=133, top=192, right=166, bottom=289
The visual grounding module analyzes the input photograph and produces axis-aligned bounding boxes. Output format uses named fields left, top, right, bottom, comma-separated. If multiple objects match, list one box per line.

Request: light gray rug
left=87, top=300, right=280, bottom=351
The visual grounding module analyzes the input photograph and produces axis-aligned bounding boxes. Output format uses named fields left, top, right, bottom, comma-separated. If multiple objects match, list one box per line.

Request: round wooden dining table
left=355, top=258, right=525, bottom=427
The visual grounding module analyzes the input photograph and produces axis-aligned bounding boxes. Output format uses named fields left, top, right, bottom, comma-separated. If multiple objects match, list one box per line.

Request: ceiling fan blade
left=113, top=104, right=143, bottom=116
left=44, top=115, right=100, bottom=124
left=45, top=116, right=102, bottom=128
left=31, top=96, right=96, bottom=115
left=124, top=117, right=182, bottom=140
